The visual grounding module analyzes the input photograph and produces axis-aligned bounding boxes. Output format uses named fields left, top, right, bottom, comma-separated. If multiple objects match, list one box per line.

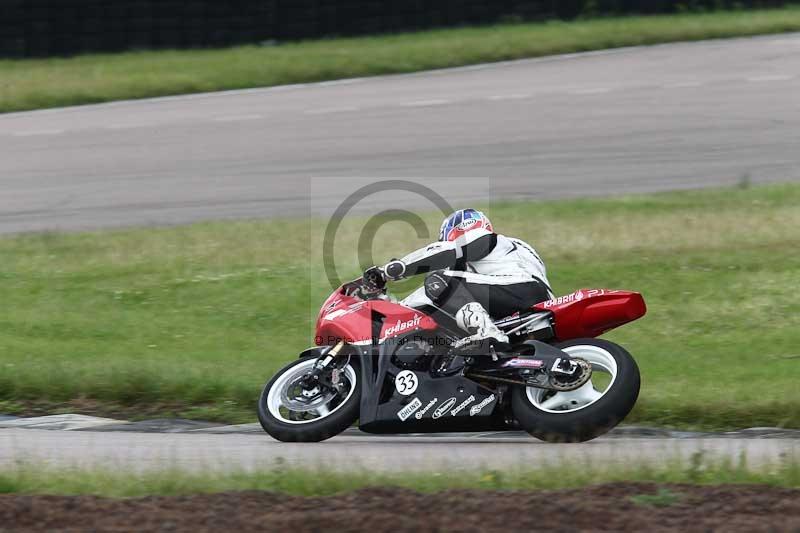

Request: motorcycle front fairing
left=314, top=283, right=438, bottom=346
left=312, top=283, right=500, bottom=432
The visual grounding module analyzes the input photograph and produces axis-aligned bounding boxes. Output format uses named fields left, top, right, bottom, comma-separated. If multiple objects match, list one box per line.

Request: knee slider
left=424, top=272, right=450, bottom=303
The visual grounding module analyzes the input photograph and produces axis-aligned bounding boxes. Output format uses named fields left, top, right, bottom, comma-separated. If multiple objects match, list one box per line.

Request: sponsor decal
left=456, top=218, right=479, bottom=231
left=394, top=370, right=419, bottom=396
left=322, top=309, right=347, bottom=321
left=383, top=315, right=423, bottom=339
left=502, top=358, right=545, bottom=369
left=542, top=290, right=584, bottom=309
left=585, top=289, right=621, bottom=297
left=415, top=397, right=438, bottom=419
left=397, top=397, right=422, bottom=421
left=450, top=395, right=476, bottom=416
left=322, top=302, right=363, bottom=321
left=542, top=289, right=625, bottom=308
left=469, top=394, right=496, bottom=416
left=432, top=397, right=457, bottom=419
left=325, top=298, right=342, bottom=311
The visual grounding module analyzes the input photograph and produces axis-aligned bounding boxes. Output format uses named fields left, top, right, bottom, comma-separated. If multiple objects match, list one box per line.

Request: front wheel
left=511, top=338, right=640, bottom=443
left=257, top=357, right=361, bottom=442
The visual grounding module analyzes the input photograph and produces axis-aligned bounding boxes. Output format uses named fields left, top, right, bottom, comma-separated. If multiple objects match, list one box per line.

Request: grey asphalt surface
left=2, top=427, right=798, bottom=473
left=1, top=34, right=799, bottom=234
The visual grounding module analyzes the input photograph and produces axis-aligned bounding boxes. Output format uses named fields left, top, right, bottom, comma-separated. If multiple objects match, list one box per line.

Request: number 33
left=395, top=370, right=418, bottom=396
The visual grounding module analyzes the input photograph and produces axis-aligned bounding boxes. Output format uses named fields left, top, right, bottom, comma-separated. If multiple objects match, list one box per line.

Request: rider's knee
left=423, top=271, right=451, bottom=304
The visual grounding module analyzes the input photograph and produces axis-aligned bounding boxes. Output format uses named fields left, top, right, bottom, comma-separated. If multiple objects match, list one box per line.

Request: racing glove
left=362, top=266, right=386, bottom=292
left=383, top=259, right=406, bottom=281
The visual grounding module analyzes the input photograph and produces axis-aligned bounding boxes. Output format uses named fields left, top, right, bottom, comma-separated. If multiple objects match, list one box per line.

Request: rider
left=364, top=208, right=554, bottom=348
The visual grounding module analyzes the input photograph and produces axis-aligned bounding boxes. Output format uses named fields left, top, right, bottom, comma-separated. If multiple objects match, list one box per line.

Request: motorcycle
left=258, top=273, right=646, bottom=442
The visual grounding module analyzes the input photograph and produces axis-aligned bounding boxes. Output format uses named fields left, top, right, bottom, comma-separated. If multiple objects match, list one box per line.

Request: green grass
left=3, top=7, right=800, bottom=113
left=0, top=183, right=799, bottom=428
left=1, top=454, right=799, bottom=496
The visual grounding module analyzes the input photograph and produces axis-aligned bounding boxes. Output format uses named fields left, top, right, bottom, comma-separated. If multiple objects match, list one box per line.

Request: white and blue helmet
left=438, top=209, right=493, bottom=242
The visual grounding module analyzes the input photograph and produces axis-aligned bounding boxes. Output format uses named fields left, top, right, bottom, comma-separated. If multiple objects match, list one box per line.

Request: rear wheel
left=257, top=357, right=360, bottom=442
left=511, top=338, right=640, bottom=442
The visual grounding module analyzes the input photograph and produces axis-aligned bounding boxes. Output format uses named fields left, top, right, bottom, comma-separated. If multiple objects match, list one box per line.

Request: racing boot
left=455, top=302, right=510, bottom=353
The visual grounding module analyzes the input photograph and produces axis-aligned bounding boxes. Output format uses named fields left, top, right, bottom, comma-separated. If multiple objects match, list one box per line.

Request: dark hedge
left=0, top=0, right=794, bottom=58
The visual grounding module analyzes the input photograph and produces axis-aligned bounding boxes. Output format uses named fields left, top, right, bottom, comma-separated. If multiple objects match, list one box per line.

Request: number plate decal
left=394, top=370, right=419, bottom=396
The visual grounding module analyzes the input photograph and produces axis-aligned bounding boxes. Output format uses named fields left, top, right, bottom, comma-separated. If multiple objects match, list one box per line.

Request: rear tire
left=511, top=338, right=640, bottom=443
left=258, top=357, right=361, bottom=442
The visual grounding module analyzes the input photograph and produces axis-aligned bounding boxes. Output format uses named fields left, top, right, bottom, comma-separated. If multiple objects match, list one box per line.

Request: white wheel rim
left=526, top=345, right=618, bottom=413
left=266, top=359, right=357, bottom=425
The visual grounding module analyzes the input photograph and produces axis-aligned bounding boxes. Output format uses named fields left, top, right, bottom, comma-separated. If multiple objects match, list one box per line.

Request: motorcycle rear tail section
left=535, top=289, right=646, bottom=340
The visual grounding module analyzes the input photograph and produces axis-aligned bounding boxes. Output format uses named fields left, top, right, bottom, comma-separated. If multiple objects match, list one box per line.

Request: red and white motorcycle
left=258, top=275, right=646, bottom=442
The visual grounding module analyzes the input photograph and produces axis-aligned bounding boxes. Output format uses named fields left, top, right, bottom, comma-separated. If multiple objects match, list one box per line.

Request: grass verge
left=0, top=183, right=799, bottom=428
left=2, top=7, right=800, bottom=113
left=1, top=454, right=799, bottom=496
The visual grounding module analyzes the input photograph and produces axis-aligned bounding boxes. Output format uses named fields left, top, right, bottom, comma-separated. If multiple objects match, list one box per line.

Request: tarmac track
left=1, top=421, right=799, bottom=473
left=0, top=34, right=799, bottom=233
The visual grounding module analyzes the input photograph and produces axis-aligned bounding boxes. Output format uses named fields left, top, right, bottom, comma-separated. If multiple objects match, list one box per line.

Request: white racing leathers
left=387, top=229, right=554, bottom=331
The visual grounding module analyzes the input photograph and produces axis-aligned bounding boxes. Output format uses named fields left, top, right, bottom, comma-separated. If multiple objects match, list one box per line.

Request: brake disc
left=549, top=357, right=592, bottom=391
left=280, top=379, right=336, bottom=412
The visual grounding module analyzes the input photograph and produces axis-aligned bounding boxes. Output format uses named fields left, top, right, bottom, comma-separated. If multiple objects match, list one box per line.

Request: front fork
left=304, top=340, right=348, bottom=393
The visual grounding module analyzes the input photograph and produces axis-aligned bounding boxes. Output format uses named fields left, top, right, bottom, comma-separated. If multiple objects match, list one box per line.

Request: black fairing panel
left=356, top=340, right=504, bottom=434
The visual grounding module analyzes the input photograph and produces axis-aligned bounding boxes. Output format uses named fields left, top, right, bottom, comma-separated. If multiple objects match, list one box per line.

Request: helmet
left=439, top=209, right=493, bottom=242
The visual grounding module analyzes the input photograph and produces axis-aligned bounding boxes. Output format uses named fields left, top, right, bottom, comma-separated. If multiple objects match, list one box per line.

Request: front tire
left=511, top=338, right=640, bottom=443
left=258, top=357, right=361, bottom=442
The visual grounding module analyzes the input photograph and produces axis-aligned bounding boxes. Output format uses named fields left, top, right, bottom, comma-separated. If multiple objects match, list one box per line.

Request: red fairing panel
left=533, top=289, right=646, bottom=340
left=315, top=290, right=437, bottom=345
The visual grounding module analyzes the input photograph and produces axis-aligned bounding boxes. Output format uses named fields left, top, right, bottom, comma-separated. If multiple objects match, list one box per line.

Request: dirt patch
left=1, top=482, right=799, bottom=532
